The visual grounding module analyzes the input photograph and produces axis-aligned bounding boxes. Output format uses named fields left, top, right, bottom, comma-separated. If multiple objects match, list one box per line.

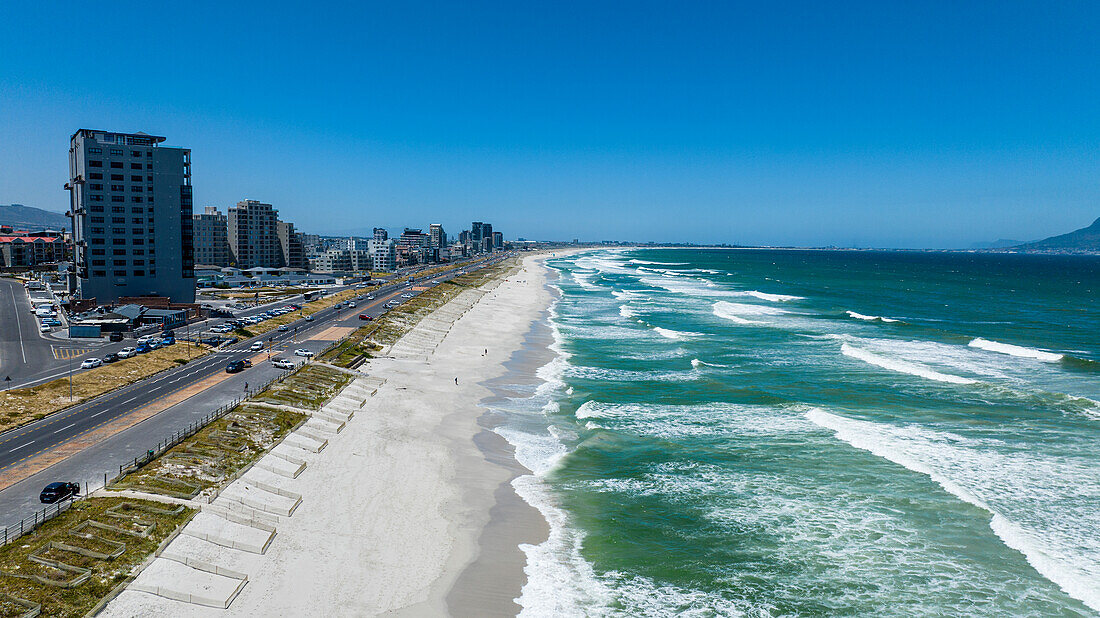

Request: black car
left=162, top=329, right=175, bottom=337
left=109, top=331, right=124, bottom=342
left=226, top=360, right=246, bottom=373
left=102, top=352, right=119, bottom=363
left=40, top=482, right=79, bottom=504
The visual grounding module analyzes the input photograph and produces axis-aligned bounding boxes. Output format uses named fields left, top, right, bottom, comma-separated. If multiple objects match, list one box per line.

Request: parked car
left=102, top=353, right=119, bottom=363
left=136, top=343, right=151, bottom=354
left=271, top=358, right=296, bottom=369
left=367, top=295, right=375, bottom=300
left=109, top=331, right=124, bottom=342
left=137, top=334, right=155, bottom=344
left=44, top=318, right=62, bottom=326
left=277, top=325, right=289, bottom=332
left=226, top=360, right=246, bottom=373
left=40, top=482, right=79, bottom=504
left=162, top=329, right=175, bottom=337
left=250, top=341, right=264, bottom=351
left=118, top=347, right=136, bottom=358
left=359, top=313, right=372, bottom=321
left=161, top=337, right=175, bottom=346
left=148, top=339, right=163, bottom=350
left=79, top=358, right=101, bottom=369
left=39, top=323, right=51, bottom=332
left=305, top=315, right=314, bottom=322
left=294, top=349, right=314, bottom=358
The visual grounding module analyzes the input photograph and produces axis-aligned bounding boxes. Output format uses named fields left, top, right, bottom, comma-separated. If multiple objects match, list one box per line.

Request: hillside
left=1016, top=217, right=1100, bottom=253
left=0, top=204, right=69, bottom=231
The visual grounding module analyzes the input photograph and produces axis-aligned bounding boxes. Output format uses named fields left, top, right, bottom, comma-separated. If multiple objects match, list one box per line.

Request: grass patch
left=0, top=345, right=211, bottom=435
left=0, top=496, right=194, bottom=618
left=111, top=403, right=306, bottom=499
left=252, top=364, right=352, bottom=410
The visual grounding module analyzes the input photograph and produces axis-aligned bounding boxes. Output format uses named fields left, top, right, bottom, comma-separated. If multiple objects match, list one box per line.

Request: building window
left=113, top=249, right=126, bottom=255
left=131, top=186, right=142, bottom=192
left=112, top=217, right=124, bottom=223
left=93, top=270, right=106, bottom=277
left=90, top=172, right=103, bottom=179
left=133, top=239, right=144, bottom=245
left=90, top=195, right=104, bottom=202
left=113, top=259, right=126, bottom=266
left=89, top=183, right=103, bottom=190
left=147, top=196, right=154, bottom=203
left=110, top=162, right=123, bottom=169
left=133, top=259, right=145, bottom=265
left=131, top=197, right=143, bottom=203
left=90, top=205, right=104, bottom=212
left=110, top=184, right=123, bottom=191
left=89, top=160, right=103, bottom=168
left=91, top=216, right=104, bottom=223
left=112, top=206, right=125, bottom=213
left=131, top=163, right=142, bottom=170
left=130, top=175, right=142, bottom=182
left=113, top=270, right=126, bottom=277
left=149, top=270, right=155, bottom=276
left=111, top=174, right=123, bottom=181
left=132, top=207, right=143, bottom=213
left=112, top=228, right=125, bottom=234
left=111, top=196, right=124, bottom=202
left=132, top=218, right=143, bottom=224
left=112, top=239, right=126, bottom=245
left=133, top=270, right=145, bottom=277
left=92, top=248, right=105, bottom=255
left=131, top=229, right=142, bottom=235
left=131, top=150, right=142, bottom=157
left=146, top=175, right=153, bottom=182
left=110, top=148, right=123, bottom=156
left=132, top=249, right=144, bottom=255
left=90, top=227, right=104, bottom=234
left=92, top=259, right=105, bottom=266
left=88, top=147, right=102, bottom=154
left=146, top=163, right=153, bottom=170
left=91, top=238, right=104, bottom=245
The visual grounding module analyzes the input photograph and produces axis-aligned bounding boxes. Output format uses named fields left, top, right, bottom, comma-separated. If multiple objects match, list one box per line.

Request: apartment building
left=66, top=129, right=195, bottom=303
left=192, top=206, right=230, bottom=266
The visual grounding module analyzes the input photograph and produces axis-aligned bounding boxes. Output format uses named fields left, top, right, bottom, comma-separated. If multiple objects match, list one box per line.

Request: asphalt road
left=0, top=277, right=60, bottom=387
left=0, top=254, right=510, bottom=527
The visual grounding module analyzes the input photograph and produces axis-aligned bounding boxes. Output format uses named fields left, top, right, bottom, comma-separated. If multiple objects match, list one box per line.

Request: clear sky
left=1, top=1, right=1098, bottom=247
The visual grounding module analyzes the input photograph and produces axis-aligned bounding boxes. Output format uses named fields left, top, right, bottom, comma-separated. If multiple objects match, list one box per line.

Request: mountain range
left=1012, top=216, right=1100, bottom=253
left=0, top=204, right=69, bottom=231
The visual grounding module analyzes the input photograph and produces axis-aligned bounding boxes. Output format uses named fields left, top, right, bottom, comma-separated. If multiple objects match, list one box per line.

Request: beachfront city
left=1, top=4, right=1098, bottom=617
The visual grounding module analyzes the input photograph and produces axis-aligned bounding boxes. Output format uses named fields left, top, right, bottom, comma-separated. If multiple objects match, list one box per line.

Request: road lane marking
left=12, top=441, right=33, bottom=451
left=52, top=423, right=75, bottom=434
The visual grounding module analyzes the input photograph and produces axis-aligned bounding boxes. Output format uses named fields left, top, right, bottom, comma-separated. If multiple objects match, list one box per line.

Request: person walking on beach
left=455, top=377, right=458, bottom=385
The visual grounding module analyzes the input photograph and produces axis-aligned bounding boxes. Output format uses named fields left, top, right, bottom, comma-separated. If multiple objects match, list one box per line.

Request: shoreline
left=101, top=252, right=573, bottom=617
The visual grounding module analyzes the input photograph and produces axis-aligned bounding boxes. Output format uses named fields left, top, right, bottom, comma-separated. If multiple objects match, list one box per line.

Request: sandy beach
left=102, top=253, right=563, bottom=617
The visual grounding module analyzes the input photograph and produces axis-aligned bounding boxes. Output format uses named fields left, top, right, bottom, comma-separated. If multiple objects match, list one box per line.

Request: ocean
left=492, top=248, right=1100, bottom=617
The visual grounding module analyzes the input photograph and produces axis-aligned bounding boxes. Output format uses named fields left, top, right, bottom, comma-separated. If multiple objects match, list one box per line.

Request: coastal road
left=0, top=253, right=512, bottom=527
left=0, top=277, right=60, bottom=386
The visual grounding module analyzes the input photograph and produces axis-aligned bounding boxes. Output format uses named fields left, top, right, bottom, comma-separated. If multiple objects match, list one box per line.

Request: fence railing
left=0, top=368, right=294, bottom=547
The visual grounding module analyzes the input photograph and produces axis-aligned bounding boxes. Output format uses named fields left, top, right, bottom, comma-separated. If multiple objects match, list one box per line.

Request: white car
left=39, top=323, right=51, bottom=332
left=118, top=347, right=136, bottom=358
left=367, top=295, right=374, bottom=300
left=250, top=341, right=264, bottom=351
left=277, top=324, right=289, bottom=332
left=271, top=359, right=296, bottom=369
left=137, top=334, right=155, bottom=344
left=80, top=358, right=102, bottom=369
left=294, top=349, right=314, bottom=358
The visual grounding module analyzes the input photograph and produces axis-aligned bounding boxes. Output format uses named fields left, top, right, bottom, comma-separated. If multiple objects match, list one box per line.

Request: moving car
left=367, top=295, right=374, bottom=300
left=40, top=482, right=80, bottom=504
left=277, top=325, right=289, bottom=332
left=358, top=313, right=372, bottom=321
left=102, top=353, right=119, bottom=363
left=80, top=358, right=102, bottom=369
left=250, top=341, right=264, bottom=351
left=137, top=334, right=155, bottom=344
left=109, top=331, right=124, bottom=342
left=272, top=358, right=296, bottom=369
left=305, top=315, right=314, bottom=322
left=294, top=348, right=314, bottom=358
left=226, top=360, right=247, bottom=373
left=118, top=347, right=136, bottom=358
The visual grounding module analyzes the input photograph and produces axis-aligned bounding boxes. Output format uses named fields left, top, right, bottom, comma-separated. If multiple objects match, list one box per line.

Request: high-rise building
left=471, top=222, right=484, bottom=247
left=481, top=223, right=493, bottom=252
left=228, top=199, right=279, bottom=268
left=66, top=129, right=195, bottom=303
left=493, top=231, right=503, bottom=249
left=370, top=238, right=396, bottom=271
left=277, top=220, right=306, bottom=269
left=192, top=206, right=230, bottom=267
left=429, top=223, right=446, bottom=249
left=373, top=227, right=388, bottom=242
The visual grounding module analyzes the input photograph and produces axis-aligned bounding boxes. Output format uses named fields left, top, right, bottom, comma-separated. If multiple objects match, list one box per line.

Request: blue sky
left=1, top=1, right=1098, bottom=247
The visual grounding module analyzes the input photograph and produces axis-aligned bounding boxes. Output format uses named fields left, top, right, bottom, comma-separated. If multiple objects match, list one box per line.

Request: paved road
left=0, top=254, right=510, bottom=527
left=0, top=278, right=59, bottom=387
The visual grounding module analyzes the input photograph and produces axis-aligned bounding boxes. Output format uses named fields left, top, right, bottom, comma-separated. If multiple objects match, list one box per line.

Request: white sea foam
left=969, top=338, right=1064, bottom=362
left=712, top=301, right=788, bottom=325
left=738, top=290, right=803, bottom=302
left=611, top=290, right=644, bottom=301
left=840, top=343, right=977, bottom=385
left=619, top=305, right=637, bottom=319
left=565, top=365, right=698, bottom=383
left=806, top=408, right=1100, bottom=613
left=571, top=270, right=599, bottom=290
left=847, top=310, right=900, bottom=323
left=652, top=326, right=701, bottom=340
left=691, top=358, right=729, bottom=369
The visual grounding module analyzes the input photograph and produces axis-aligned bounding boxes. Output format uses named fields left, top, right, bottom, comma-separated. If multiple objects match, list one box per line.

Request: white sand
left=103, top=254, right=556, bottom=617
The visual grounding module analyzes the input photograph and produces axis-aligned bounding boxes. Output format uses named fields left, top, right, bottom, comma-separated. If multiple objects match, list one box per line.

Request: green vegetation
left=0, top=497, right=194, bottom=618
left=110, top=404, right=306, bottom=499
left=252, top=364, right=352, bottom=410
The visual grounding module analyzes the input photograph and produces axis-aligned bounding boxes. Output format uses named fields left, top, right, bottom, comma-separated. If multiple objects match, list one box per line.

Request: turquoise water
left=498, top=248, right=1100, bottom=616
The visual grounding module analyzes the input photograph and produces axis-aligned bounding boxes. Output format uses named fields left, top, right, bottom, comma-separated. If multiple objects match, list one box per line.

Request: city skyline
left=2, top=3, right=1099, bottom=247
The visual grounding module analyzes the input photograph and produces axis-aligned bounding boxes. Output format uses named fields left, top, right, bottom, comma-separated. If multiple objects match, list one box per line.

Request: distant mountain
left=970, top=238, right=1028, bottom=249
left=0, top=204, right=69, bottom=231
left=1016, top=217, right=1100, bottom=253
